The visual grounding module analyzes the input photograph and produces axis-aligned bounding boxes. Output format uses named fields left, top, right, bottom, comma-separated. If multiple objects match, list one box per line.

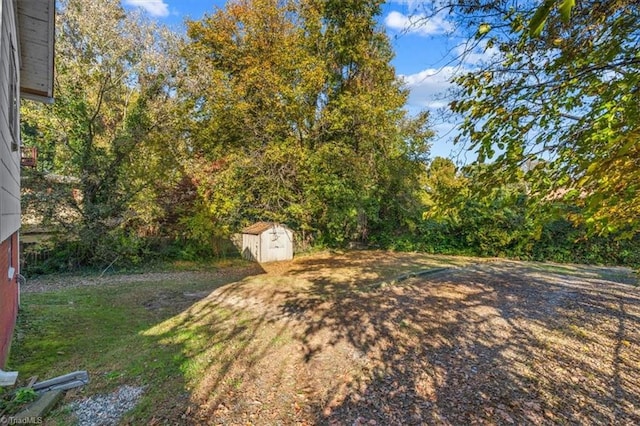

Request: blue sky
left=121, top=0, right=484, bottom=160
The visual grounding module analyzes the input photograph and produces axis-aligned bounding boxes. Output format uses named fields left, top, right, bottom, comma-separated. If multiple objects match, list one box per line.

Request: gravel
left=69, top=385, right=144, bottom=426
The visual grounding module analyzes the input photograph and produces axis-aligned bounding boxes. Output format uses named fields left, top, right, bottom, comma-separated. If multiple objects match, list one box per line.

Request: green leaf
left=529, top=0, right=554, bottom=37
left=559, top=0, right=576, bottom=22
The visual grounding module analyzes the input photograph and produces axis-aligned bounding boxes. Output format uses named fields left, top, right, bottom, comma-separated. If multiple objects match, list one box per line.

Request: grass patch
left=9, top=264, right=259, bottom=423
left=0, top=387, right=38, bottom=416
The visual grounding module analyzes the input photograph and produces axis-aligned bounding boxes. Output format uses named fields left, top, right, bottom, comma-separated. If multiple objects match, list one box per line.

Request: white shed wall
left=241, top=224, right=294, bottom=263
left=258, top=225, right=293, bottom=263
left=242, top=233, right=261, bottom=262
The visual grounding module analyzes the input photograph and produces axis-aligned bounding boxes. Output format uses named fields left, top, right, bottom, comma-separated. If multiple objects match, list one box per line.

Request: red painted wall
left=0, top=233, right=19, bottom=368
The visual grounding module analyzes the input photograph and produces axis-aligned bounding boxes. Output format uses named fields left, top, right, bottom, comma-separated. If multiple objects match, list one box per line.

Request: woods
left=19, top=0, right=640, bottom=273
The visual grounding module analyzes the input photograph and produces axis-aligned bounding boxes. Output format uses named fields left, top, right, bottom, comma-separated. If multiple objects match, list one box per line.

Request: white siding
left=0, top=0, right=21, bottom=243
left=242, top=233, right=261, bottom=262
left=259, top=225, right=293, bottom=263
left=17, top=0, right=55, bottom=102
left=241, top=223, right=294, bottom=263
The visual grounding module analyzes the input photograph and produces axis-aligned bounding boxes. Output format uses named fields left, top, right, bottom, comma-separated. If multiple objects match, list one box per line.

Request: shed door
left=265, top=228, right=289, bottom=261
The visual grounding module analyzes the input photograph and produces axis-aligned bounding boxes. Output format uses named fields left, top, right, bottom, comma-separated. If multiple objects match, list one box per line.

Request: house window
left=9, top=42, right=19, bottom=151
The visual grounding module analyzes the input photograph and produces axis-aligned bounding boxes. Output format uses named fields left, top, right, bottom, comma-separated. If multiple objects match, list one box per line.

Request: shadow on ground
left=279, top=261, right=640, bottom=425
left=12, top=264, right=267, bottom=424
left=45, top=252, right=637, bottom=425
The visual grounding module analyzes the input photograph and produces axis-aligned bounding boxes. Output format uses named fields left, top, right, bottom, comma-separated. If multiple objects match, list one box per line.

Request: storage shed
left=241, top=222, right=293, bottom=263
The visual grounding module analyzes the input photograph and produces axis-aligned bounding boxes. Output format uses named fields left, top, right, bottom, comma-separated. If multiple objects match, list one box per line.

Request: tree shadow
left=28, top=253, right=637, bottom=424
left=279, top=261, right=640, bottom=425
left=12, top=264, right=272, bottom=425
left=284, top=250, right=476, bottom=287
left=133, top=263, right=322, bottom=424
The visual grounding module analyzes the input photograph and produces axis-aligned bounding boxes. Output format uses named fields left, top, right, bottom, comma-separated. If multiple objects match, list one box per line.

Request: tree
left=182, top=0, right=431, bottom=245
left=422, top=157, right=468, bottom=222
left=450, top=1, right=639, bottom=237
left=21, top=0, right=182, bottom=267
left=529, top=0, right=576, bottom=37
left=313, top=0, right=432, bottom=242
left=405, top=1, right=639, bottom=237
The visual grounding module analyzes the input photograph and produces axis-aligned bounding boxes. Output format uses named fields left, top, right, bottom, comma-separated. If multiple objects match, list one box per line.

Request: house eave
left=17, top=0, right=56, bottom=103
left=20, top=88, right=54, bottom=104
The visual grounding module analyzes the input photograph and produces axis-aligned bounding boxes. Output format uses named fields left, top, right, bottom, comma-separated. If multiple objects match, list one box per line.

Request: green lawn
left=10, top=262, right=262, bottom=424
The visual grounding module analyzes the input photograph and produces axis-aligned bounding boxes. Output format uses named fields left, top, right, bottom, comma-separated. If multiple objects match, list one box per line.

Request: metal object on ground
left=0, top=369, right=19, bottom=386
left=31, top=370, right=89, bottom=393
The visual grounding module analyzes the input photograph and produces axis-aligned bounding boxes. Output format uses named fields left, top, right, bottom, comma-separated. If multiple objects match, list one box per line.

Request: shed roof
left=242, top=222, right=280, bottom=235
left=18, top=0, right=56, bottom=103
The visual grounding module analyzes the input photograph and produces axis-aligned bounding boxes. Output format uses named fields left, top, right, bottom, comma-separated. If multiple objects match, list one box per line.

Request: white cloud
left=400, top=66, right=458, bottom=110
left=385, top=11, right=453, bottom=36
left=399, top=41, right=501, bottom=111
left=123, top=0, right=169, bottom=18
left=401, top=67, right=466, bottom=159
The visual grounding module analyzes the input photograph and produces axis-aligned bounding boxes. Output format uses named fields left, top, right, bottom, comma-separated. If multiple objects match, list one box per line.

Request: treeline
left=20, top=0, right=639, bottom=274
left=380, top=158, right=639, bottom=266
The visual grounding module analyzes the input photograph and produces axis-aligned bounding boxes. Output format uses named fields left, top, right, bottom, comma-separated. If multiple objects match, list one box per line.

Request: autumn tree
left=182, top=0, right=431, bottom=246
left=310, top=0, right=432, bottom=243
left=406, top=1, right=640, bottom=237
left=21, top=0, right=182, bottom=267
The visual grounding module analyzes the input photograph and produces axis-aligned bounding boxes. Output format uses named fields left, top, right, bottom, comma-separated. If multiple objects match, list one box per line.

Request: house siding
left=0, top=0, right=21, bottom=243
left=0, top=0, right=20, bottom=368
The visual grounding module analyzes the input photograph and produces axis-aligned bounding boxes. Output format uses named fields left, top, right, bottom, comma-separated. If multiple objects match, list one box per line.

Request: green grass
left=25, top=255, right=249, bottom=279
left=8, top=263, right=258, bottom=423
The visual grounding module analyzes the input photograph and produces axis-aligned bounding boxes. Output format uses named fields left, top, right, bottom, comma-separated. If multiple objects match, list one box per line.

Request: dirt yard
left=20, top=251, right=640, bottom=425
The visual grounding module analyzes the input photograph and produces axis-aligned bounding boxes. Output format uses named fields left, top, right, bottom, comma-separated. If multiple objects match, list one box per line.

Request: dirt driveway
left=137, top=253, right=638, bottom=425
left=22, top=252, right=640, bottom=425
left=299, top=261, right=640, bottom=425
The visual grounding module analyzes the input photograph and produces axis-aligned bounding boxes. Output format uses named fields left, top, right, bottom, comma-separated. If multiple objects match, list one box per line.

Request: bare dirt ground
left=24, top=251, right=640, bottom=425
